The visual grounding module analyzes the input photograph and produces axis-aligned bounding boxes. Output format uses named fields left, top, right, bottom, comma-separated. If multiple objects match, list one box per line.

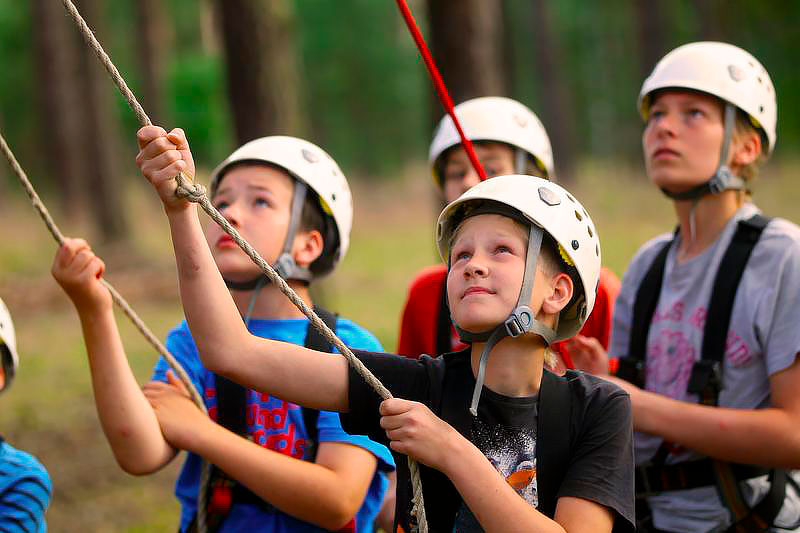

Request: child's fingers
left=137, top=134, right=179, bottom=165
left=379, top=398, right=414, bottom=416
left=165, top=371, right=190, bottom=397
left=140, top=149, right=186, bottom=177
left=136, top=125, right=168, bottom=149
left=166, top=128, right=188, bottom=149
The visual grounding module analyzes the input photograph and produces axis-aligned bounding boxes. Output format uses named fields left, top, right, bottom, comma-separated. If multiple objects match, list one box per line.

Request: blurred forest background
left=0, top=0, right=798, bottom=531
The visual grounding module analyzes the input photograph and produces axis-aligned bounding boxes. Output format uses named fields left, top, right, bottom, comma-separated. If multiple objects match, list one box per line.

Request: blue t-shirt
left=0, top=437, right=52, bottom=533
left=152, top=318, right=394, bottom=533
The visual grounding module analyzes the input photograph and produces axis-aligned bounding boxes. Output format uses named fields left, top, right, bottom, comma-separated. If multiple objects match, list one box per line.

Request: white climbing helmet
left=208, top=136, right=353, bottom=278
left=429, top=97, right=555, bottom=186
left=638, top=41, right=777, bottom=155
left=437, top=174, right=601, bottom=342
left=0, top=297, right=18, bottom=392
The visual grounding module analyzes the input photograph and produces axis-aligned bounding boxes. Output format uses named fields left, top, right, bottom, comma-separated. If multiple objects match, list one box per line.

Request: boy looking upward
left=571, top=42, right=800, bottom=532
left=52, top=130, right=393, bottom=532
left=397, top=96, right=620, bottom=373
left=137, top=130, right=635, bottom=533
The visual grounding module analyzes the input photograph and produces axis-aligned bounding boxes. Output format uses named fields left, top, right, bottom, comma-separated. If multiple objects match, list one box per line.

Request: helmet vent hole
left=587, top=226, right=593, bottom=238
left=574, top=210, right=582, bottom=222
left=595, top=244, right=599, bottom=256
left=331, top=193, right=337, bottom=201
left=759, top=105, right=764, bottom=113
left=566, top=193, right=576, bottom=203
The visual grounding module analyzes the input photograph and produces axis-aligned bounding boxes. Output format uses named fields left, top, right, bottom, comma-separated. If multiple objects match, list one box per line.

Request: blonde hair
left=543, top=348, right=557, bottom=370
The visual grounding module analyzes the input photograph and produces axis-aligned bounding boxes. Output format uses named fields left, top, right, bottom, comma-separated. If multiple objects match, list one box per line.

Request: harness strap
left=199, top=306, right=338, bottom=532
left=636, top=459, right=771, bottom=496
left=622, top=214, right=784, bottom=531
left=536, top=371, right=573, bottom=519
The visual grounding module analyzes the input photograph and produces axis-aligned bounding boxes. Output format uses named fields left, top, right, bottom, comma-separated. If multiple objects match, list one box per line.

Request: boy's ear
left=731, top=130, right=761, bottom=167
left=292, top=230, right=324, bottom=270
left=540, top=272, right=573, bottom=316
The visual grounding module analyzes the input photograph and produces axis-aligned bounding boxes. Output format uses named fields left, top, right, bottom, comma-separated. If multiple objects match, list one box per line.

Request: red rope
left=395, top=0, right=488, bottom=182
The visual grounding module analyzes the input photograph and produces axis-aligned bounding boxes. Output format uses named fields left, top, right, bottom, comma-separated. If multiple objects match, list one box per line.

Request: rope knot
left=175, top=180, right=207, bottom=203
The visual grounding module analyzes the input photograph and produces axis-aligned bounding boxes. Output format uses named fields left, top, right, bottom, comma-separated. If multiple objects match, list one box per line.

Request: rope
left=0, top=128, right=213, bottom=530
left=394, top=0, right=487, bottom=183
left=60, top=0, right=428, bottom=529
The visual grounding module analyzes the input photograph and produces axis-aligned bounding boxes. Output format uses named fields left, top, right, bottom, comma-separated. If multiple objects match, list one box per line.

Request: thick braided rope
left=0, top=128, right=214, bottom=530
left=0, top=132, right=205, bottom=413
left=57, top=1, right=213, bottom=530
left=60, top=0, right=429, bottom=529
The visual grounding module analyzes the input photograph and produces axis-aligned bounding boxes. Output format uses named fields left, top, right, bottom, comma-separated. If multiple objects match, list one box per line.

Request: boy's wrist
left=439, top=427, right=472, bottom=476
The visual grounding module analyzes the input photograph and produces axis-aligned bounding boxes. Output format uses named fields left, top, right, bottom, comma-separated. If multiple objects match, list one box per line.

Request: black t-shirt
left=340, top=349, right=635, bottom=532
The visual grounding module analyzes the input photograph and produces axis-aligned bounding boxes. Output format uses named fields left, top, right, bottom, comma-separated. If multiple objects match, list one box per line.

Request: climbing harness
left=618, top=214, right=794, bottom=532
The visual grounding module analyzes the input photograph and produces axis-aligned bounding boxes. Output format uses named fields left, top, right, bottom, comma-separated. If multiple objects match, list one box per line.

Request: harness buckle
left=504, top=306, right=533, bottom=337
left=687, top=360, right=722, bottom=396
left=617, top=356, right=646, bottom=388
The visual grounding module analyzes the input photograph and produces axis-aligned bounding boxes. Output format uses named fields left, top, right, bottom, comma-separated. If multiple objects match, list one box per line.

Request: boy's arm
left=136, top=127, right=349, bottom=411
left=144, top=377, right=377, bottom=529
left=380, top=398, right=613, bottom=533
left=610, top=357, right=800, bottom=467
left=51, top=238, right=177, bottom=474
left=572, top=337, right=800, bottom=468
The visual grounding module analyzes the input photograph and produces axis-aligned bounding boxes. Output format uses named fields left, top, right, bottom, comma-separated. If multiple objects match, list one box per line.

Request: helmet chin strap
left=514, top=148, right=528, bottom=175
left=660, top=103, right=745, bottom=202
left=223, top=181, right=313, bottom=291
left=453, top=224, right=557, bottom=416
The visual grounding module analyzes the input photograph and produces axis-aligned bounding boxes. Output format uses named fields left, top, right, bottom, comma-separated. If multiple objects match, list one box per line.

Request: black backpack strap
left=435, top=278, right=453, bottom=356
left=689, top=214, right=771, bottom=404
left=536, top=371, right=573, bottom=518
left=196, top=307, right=339, bottom=531
left=618, top=238, right=673, bottom=387
left=430, top=353, right=478, bottom=531
left=301, top=306, right=338, bottom=462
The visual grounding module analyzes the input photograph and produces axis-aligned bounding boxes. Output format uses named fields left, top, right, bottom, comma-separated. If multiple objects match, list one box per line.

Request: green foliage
left=0, top=0, right=35, bottom=179
left=295, top=0, right=428, bottom=176
left=167, top=52, right=233, bottom=170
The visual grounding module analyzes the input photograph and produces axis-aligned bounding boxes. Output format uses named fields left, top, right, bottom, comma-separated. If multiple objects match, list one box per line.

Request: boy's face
left=442, top=142, right=516, bottom=204
left=207, top=165, right=295, bottom=281
left=447, top=214, right=557, bottom=333
left=643, top=90, right=729, bottom=192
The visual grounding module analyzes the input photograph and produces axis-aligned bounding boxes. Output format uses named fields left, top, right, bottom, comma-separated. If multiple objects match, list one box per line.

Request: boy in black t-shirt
left=141, top=164, right=635, bottom=531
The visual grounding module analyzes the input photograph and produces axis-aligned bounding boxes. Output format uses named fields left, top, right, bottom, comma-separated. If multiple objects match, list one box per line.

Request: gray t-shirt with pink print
left=610, top=203, right=800, bottom=532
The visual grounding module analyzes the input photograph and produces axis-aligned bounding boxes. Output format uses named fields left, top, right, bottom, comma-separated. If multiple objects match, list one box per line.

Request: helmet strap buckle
left=504, top=306, right=533, bottom=337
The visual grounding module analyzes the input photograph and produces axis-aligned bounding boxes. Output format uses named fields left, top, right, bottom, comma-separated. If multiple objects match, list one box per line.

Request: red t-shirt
left=396, top=264, right=621, bottom=370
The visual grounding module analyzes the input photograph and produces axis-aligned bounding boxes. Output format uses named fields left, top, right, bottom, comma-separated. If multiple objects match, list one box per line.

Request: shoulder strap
left=428, top=353, right=477, bottom=531
left=618, top=238, right=673, bottom=386
left=301, top=306, right=338, bottom=462
left=689, top=214, right=771, bottom=401
left=435, top=278, right=453, bottom=356
left=202, top=306, right=339, bottom=530
left=536, top=371, right=573, bottom=519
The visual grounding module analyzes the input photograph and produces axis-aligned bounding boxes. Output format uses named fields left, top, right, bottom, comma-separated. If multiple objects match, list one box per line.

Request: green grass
left=0, top=157, right=798, bottom=530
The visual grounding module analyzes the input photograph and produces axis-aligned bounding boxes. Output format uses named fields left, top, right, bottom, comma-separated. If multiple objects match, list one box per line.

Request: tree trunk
left=634, top=0, right=667, bottom=80
left=73, top=0, right=129, bottom=243
left=426, top=0, right=505, bottom=126
left=530, top=0, right=576, bottom=182
left=216, top=0, right=304, bottom=144
left=135, top=0, right=167, bottom=125
left=31, top=0, right=86, bottom=217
